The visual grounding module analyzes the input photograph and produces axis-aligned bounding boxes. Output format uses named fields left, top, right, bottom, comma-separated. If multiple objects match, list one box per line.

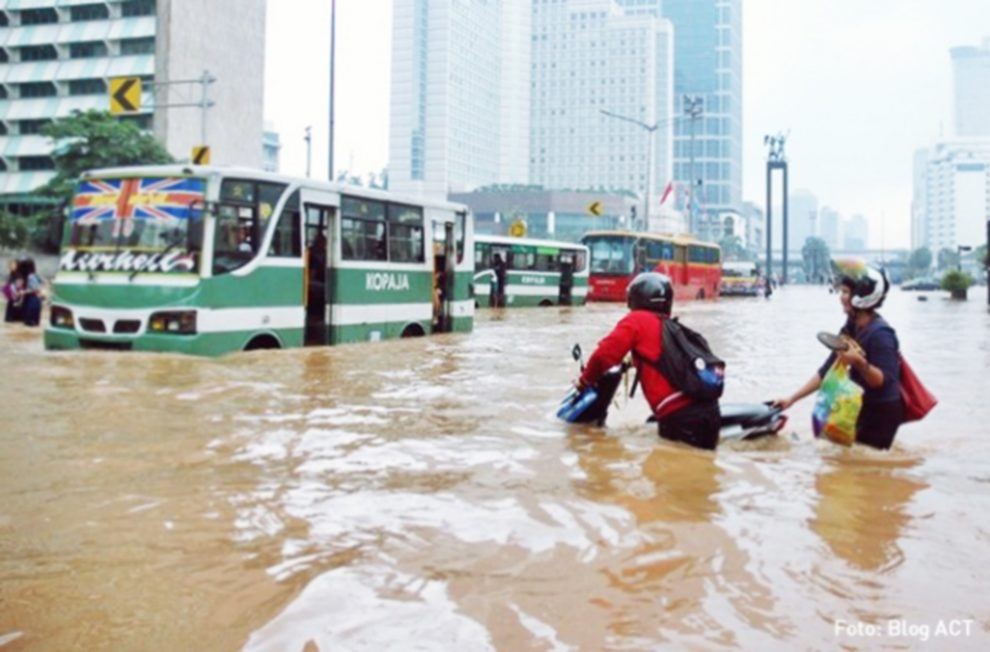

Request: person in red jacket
left=576, top=272, right=721, bottom=450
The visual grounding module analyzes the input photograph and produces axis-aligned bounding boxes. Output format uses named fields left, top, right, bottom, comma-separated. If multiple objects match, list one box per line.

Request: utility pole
left=600, top=109, right=658, bottom=232
left=684, top=95, right=703, bottom=235
left=199, top=69, right=214, bottom=147
left=304, top=126, right=312, bottom=178
left=764, top=132, right=790, bottom=284
left=328, top=0, right=336, bottom=181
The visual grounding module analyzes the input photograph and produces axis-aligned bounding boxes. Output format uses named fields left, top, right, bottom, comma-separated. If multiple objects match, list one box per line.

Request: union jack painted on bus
left=72, top=177, right=205, bottom=238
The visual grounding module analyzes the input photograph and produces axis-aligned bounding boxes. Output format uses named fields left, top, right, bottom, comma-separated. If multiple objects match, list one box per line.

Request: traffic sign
left=109, top=77, right=141, bottom=114
left=588, top=200, right=603, bottom=216
left=509, top=220, right=527, bottom=238
left=192, top=146, right=211, bottom=165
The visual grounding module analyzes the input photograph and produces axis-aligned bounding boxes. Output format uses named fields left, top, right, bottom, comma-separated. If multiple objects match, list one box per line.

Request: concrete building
left=530, top=0, right=674, bottom=234
left=388, top=0, right=530, bottom=198
left=449, top=187, right=638, bottom=243
left=843, top=213, right=868, bottom=252
left=910, top=147, right=928, bottom=250
left=262, top=123, right=280, bottom=173
left=818, top=205, right=840, bottom=251
left=0, top=0, right=265, bottom=200
left=915, top=139, right=990, bottom=253
left=950, top=39, right=990, bottom=138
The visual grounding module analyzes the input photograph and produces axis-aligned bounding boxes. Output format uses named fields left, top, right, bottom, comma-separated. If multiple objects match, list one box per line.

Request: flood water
left=2, top=286, right=989, bottom=651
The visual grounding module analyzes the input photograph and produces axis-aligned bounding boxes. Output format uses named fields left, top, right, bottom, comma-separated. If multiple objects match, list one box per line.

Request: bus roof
left=79, top=164, right=471, bottom=213
left=581, top=229, right=719, bottom=248
left=475, top=234, right=588, bottom=251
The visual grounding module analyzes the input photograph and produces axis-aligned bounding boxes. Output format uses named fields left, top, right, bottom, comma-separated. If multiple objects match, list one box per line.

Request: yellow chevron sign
left=192, top=146, right=211, bottom=165
left=109, top=77, right=141, bottom=114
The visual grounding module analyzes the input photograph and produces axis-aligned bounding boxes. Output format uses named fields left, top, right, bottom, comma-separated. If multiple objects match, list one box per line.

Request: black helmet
left=627, top=272, right=674, bottom=314
left=831, top=258, right=889, bottom=310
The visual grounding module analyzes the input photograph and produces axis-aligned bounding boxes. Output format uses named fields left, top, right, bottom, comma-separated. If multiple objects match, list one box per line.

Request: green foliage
left=718, top=234, right=748, bottom=261
left=941, top=269, right=973, bottom=294
left=0, top=211, right=60, bottom=252
left=39, top=110, right=173, bottom=202
left=801, top=236, right=831, bottom=283
left=906, top=246, right=932, bottom=278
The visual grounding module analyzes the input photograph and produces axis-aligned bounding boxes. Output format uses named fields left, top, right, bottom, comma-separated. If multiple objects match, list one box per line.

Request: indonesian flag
left=659, top=180, right=674, bottom=207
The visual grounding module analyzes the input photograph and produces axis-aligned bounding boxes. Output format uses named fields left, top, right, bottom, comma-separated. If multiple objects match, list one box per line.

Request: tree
left=975, top=244, right=988, bottom=268
left=718, top=234, right=746, bottom=261
left=906, top=246, right=932, bottom=278
left=801, top=236, right=831, bottom=284
left=936, top=247, right=959, bottom=271
left=39, top=110, right=173, bottom=202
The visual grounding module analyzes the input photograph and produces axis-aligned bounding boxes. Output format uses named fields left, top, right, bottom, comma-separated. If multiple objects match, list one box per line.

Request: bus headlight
left=148, top=310, right=197, bottom=334
left=50, top=305, right=75, bottom=329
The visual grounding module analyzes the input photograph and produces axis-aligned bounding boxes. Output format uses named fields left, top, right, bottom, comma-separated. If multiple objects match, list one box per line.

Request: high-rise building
left=950, top=39, right=990, bottom=138
left=910, top=148, right=928, bottom=250
left=917, top=139, right=990, bottom=253
left=843, top=214, right=868, bottom=252
left=530, top=0, right=674, bottom=231
left=659, top=0, right=743, bottom=231
left=262, top=123, right=280, bottom=173
left=818, top=206, right=840, bottom=251
left=0, top=0, right=265, bottom=201
left=388, top=0, right=530, bottom=198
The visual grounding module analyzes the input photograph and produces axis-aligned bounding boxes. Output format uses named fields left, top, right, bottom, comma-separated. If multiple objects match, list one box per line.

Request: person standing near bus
left=575, top=272, right=721, bottom=450
left=492, top=253, right=507, bottom=308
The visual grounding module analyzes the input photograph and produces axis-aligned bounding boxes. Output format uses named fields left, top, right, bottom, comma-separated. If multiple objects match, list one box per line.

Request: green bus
left=472, top=235, right=589, bottom=307
left=44, top=165, right=474, bottom=355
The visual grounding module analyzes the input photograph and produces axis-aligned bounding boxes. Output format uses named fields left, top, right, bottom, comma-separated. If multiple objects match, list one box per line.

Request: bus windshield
left=584, top=235, right=634, bottom=275
left=61, top=176, right=206, bottom=274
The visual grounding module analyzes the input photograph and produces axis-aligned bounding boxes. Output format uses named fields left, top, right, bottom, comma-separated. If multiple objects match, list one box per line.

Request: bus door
left=673, top=244, right=688, bottom=287
left=558, top=252, right=574, bottom=306
left=433, top=222, right=455, bottom=333
left=304, top=203, right=335, bottom=345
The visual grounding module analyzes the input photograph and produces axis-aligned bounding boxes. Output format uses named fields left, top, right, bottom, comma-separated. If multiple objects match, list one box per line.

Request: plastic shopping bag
left=812, top=359, right=863, bottom=446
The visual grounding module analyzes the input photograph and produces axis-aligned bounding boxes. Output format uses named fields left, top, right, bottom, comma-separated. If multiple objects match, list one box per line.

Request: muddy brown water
left=1, top=286, right=988, bottom=650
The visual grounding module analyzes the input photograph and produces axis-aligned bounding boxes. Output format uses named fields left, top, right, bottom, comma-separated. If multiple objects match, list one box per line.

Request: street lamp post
left=304, top=126, right=313, bottom=178
left=683, top=95, right=704, bottom=235
left=328, top=0, right=336, bottom=181
left=957, top=245, right=972, bottom=272
left=600, top=109, right=658, bottom=232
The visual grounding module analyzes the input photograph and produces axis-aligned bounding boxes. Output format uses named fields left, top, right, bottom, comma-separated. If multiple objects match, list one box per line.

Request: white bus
left=472, top=235, right=589, bottom=307
left=45, top=165, right=474, bottom=355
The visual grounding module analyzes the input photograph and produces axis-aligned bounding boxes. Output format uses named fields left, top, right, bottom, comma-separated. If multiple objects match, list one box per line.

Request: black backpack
left=635, top=316, right=725, bottom=401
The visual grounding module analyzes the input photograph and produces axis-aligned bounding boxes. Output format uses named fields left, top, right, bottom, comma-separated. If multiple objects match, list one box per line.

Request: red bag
left=900, top=355, right=936, bottom=423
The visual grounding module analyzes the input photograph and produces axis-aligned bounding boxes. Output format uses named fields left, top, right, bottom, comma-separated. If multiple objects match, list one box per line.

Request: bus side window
left=213, top=205, right=254, bottom=275
left=475, top=242, right=491, bottom=269
left=341, top=196, right=386, bottom=261
left=575, top=251, right=587, bottom=273
left=674, top=245, right=687, bottom=265
left=269, top=190, right=302, bottom=258
left=387, top=204, right=424, bottom=263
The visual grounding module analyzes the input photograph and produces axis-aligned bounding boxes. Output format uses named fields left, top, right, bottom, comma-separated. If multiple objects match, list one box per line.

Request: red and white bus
left=580, top=230, right=722, bottom=302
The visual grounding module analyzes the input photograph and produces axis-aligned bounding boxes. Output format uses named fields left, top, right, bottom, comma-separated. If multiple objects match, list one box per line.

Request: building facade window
left=70, top=4, right=110, bottom=22
left=19, top=45, right=58, bottom=62
left=68, top=78, right=107, bottom=95
left=20, top=8, right=58, bottom=25
left=70, top=41, right=109, bottom=59
left=18, top=119, right=52, bottom=135
left=20, top=156, right=56, bottom=171
left=121, top=0, right=156, bottom=18
left=19, top=82, right=57, bottom=98
left=120, top=37, right=155, bottom=56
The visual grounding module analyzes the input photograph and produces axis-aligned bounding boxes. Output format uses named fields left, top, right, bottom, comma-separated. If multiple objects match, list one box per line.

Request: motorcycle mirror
left=571, top=343, right=582, bottom=361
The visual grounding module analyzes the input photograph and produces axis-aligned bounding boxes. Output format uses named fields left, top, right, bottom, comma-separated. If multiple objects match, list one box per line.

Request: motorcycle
left=557, top=344, right=787, bottom=443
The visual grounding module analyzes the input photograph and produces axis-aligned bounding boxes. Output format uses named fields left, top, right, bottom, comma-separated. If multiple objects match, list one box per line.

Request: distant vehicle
left=901, top=277, right=942, bottom=291
left=472, top=235, right=589, bottom=307
left=580, top=230, right=721, bottom=302
left=720, top=261, right=761, bottom=297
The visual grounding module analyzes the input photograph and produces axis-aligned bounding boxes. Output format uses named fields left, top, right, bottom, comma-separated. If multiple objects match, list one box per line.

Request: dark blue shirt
left=818, top=315, right=901, bottom=405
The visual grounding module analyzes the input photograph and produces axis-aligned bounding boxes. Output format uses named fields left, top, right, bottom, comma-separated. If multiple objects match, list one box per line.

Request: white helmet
left=832, top=258, right=890, bottom=310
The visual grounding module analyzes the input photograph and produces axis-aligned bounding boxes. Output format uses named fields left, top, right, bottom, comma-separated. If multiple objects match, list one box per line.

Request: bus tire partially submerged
left=44, top=165, right=475, bottom=356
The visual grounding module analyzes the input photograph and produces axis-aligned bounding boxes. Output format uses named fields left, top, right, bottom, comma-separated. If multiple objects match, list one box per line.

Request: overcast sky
left=264, top=0, right=989, bottom=249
